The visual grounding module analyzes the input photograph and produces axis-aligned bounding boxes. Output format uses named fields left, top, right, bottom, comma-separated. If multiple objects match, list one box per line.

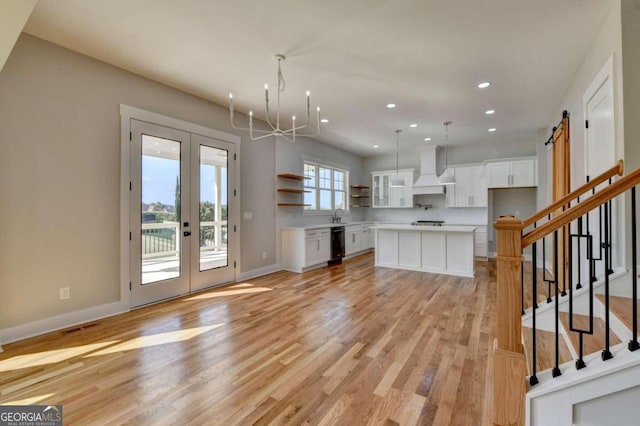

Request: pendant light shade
left=438, top=121, right=456, bottom=185
left=390, top=129, right=405, bottom=187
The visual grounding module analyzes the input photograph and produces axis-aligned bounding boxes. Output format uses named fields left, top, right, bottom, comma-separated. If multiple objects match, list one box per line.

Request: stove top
left=410, top=220, right=445, bottom=226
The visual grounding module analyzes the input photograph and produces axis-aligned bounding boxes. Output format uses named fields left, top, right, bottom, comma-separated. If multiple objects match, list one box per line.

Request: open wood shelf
left=277, top=203, right=311, bottom=207
left=351, top=205, right=370, bottom=208
left=277, top=173, right=310, bottom=180
left=350, top=184, right=370, bottom=189
left=351, top=195, right=369, bottom=198
left=278, top=188, right=311, bottom=194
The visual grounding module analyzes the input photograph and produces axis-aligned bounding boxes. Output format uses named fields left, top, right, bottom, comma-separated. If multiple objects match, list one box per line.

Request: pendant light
left=438, top=121, right=456, bottom=185
left=390, top=129, right=405, bottom=187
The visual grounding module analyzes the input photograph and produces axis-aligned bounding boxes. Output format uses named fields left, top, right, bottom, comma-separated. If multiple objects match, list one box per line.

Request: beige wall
left=0, top=0, right=36, bottom=71
left=0, top=34, right=278, bottom=329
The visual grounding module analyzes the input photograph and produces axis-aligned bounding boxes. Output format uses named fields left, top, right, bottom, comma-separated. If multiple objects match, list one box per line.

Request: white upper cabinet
left=445, top=164, right=487, bottom=208
left=372, top=169, right=414, bottom=208
left=486, top=158, right=537, bottom=188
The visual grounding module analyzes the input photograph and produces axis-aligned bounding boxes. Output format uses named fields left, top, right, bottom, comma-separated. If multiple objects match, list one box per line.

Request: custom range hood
left=412, top=145, right=445, bottom=195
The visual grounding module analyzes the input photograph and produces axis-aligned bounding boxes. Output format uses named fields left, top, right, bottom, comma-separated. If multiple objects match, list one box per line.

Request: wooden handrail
left=522, top=166, right=640, bottom=248
left=522, top=160, right=624, bottom=228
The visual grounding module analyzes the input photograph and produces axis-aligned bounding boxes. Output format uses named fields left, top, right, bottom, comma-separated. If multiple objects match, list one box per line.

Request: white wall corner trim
left=237, top=263, right=283, bottom=281
left=0, top=300, right=129, bottom=346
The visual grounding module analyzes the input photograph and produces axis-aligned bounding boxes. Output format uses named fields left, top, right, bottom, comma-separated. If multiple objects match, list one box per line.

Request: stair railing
left=493, top=162, right=640, bottom=426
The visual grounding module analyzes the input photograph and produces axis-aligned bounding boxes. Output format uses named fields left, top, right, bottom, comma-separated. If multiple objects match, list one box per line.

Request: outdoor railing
left=141, top=220, right=227, bottom=259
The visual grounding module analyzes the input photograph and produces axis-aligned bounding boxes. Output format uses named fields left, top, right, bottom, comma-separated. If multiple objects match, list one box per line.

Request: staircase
left=492, top=160, right=640, bottom=426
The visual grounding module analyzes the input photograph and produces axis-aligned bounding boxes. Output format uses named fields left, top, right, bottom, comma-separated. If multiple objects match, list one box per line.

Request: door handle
left=183, top=231, right=191, bottom=236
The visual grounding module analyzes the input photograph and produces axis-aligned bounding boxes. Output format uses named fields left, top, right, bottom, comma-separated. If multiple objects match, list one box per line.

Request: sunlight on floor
left=0, top=341, right=118, bottom=372
left=1, top=393, right=56, bottom=405
left=183, top=283, right=273, bottom=301
left=84, top=324, right=223, bottom=357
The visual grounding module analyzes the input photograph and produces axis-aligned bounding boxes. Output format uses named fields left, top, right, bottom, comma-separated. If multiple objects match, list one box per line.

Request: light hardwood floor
left=0, top=253, right=496, bottom=425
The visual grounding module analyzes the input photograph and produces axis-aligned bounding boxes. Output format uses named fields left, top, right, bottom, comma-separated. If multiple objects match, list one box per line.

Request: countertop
left=281, top=221, right=374, bottom=231
left=282, top=222, right=480, bottom=232
left=370, top=224, right=478, bottom=233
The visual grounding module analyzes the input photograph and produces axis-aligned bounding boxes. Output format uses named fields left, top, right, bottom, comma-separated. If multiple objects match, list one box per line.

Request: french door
left=130, top=120, right=236, bottom=307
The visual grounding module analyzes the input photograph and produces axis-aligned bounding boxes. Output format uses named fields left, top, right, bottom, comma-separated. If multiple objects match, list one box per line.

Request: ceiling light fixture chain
left=390, top=129, right=405, bottom=187
left=438, top=120, right=456, bottom=185
left=229, top=54, right=320, bottom=142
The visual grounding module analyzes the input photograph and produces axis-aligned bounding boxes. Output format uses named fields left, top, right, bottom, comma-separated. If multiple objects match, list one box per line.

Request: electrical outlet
left=262, top=251, right=267, bottom=260
left=59, top=287, right=70, bottom=300
left=514, top=210, right=520, bottom=217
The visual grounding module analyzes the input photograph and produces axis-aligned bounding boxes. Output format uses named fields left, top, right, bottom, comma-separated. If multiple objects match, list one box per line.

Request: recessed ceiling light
left=478, top=81, right=491, bottom=89
left=424, top=137, right=431, bottom=141
left=488, top=128, right=497, bottom=132
left=386, top=103, right=397, bottom=109
left=373, top=145, right=379, bottom=148
left=485, top=109, right=495, bottom=115
left=320, top=118, right=329, bottom=123
left=410, top=124, right=418, bottom=128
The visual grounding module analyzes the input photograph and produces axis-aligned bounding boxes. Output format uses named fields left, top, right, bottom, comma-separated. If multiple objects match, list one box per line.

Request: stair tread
left=595, top=294, right=640, bottom=333
left=522, top=326, right=573, bottom=375
left=559, top=312, right=621, bottom=356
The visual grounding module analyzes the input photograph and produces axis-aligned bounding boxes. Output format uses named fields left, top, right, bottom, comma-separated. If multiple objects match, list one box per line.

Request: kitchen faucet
left=332, top=208, right=344, bottom=223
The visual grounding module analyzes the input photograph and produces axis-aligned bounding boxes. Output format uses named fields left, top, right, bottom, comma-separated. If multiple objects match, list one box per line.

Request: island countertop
left=370, top=224, right=477, bottom=233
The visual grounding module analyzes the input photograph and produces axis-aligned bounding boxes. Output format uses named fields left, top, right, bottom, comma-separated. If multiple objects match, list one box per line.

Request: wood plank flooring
left=595, top=294, right=640, bottom=333
left=0, top=253, right=496, bottom=425
left=521, top=327, right=572, bottom=376
left=559, top=312, right=621, bottom=356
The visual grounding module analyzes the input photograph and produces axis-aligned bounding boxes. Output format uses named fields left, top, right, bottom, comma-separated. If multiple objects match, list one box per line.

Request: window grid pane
left=303, top=161, right=348, bottom=212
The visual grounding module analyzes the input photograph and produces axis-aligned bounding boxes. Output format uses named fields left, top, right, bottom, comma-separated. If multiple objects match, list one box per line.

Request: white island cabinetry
left=372, top=224, right=476, bottom=277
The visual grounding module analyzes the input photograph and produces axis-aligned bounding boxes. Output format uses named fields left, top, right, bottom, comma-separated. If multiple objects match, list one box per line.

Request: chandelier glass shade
left=228, top=54, right=320, bottom=142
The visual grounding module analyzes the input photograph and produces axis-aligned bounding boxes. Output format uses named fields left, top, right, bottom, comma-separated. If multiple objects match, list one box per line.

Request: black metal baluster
left=522, top=228, right=525, bottom=315
left=630, top=186, right=639, bottom=352
left=530, top=241, right=539, bottom=385
left=543, top=213, right=554, bottom=303
left=577, top=195, right=583, bottom=289
left=562, top=205, right=567, bottom=297
left=607, top=178, right=614, bottom=275
left=553, top=229, right=562, bottom=377
left=602, top=195, right=613, bottom=361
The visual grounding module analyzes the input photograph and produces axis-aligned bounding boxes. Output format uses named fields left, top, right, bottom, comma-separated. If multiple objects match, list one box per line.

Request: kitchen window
left=303, top=162, right=348, bottom=212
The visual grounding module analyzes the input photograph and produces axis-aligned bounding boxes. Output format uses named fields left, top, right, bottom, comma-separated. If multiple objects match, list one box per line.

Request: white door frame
left=120, top=105, right=241, bottom=308
left=582, top=54, right=625, bottom=272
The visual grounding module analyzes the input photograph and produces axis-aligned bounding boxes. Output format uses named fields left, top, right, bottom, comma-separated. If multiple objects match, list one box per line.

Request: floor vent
left=62, top=323, right=99, bottom=334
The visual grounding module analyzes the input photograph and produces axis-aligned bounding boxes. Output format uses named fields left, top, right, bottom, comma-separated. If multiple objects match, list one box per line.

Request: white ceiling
left=23, top=0, right=612, bottom=156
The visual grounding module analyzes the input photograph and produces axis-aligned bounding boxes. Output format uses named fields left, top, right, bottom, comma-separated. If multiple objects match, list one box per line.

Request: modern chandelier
left=228, top=54, right=320, bottom=142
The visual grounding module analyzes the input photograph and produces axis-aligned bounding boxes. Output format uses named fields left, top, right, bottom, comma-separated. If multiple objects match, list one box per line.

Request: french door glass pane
left=141, top=135, right=181, bottom=284
left=199, top=145, right=228, bottom=271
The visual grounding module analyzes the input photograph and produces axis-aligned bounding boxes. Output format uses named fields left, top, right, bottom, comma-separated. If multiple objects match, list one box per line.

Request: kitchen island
left=370, top=224, right=477, bottom=277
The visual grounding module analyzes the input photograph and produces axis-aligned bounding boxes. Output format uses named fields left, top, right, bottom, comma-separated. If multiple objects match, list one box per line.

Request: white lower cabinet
left=421, top=232, right=446, bottom=272
left=376, top=230, right=398, bottom=267
left=446, top=233, right=474, bottom=274
left=282, top=228, right=330, bottom=273
left=475, top=226, right=488, bottom=258
left=398, top=232, right=421, bottom=268
left=346, top=224, right=375, bottom=256
left=304, top=232, right=330, bottom=267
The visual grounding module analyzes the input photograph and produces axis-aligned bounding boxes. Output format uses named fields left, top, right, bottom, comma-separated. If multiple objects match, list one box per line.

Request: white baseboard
left=0, top=300, right=129, bottom=347
left=237, top=263, right=283, bottom=281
